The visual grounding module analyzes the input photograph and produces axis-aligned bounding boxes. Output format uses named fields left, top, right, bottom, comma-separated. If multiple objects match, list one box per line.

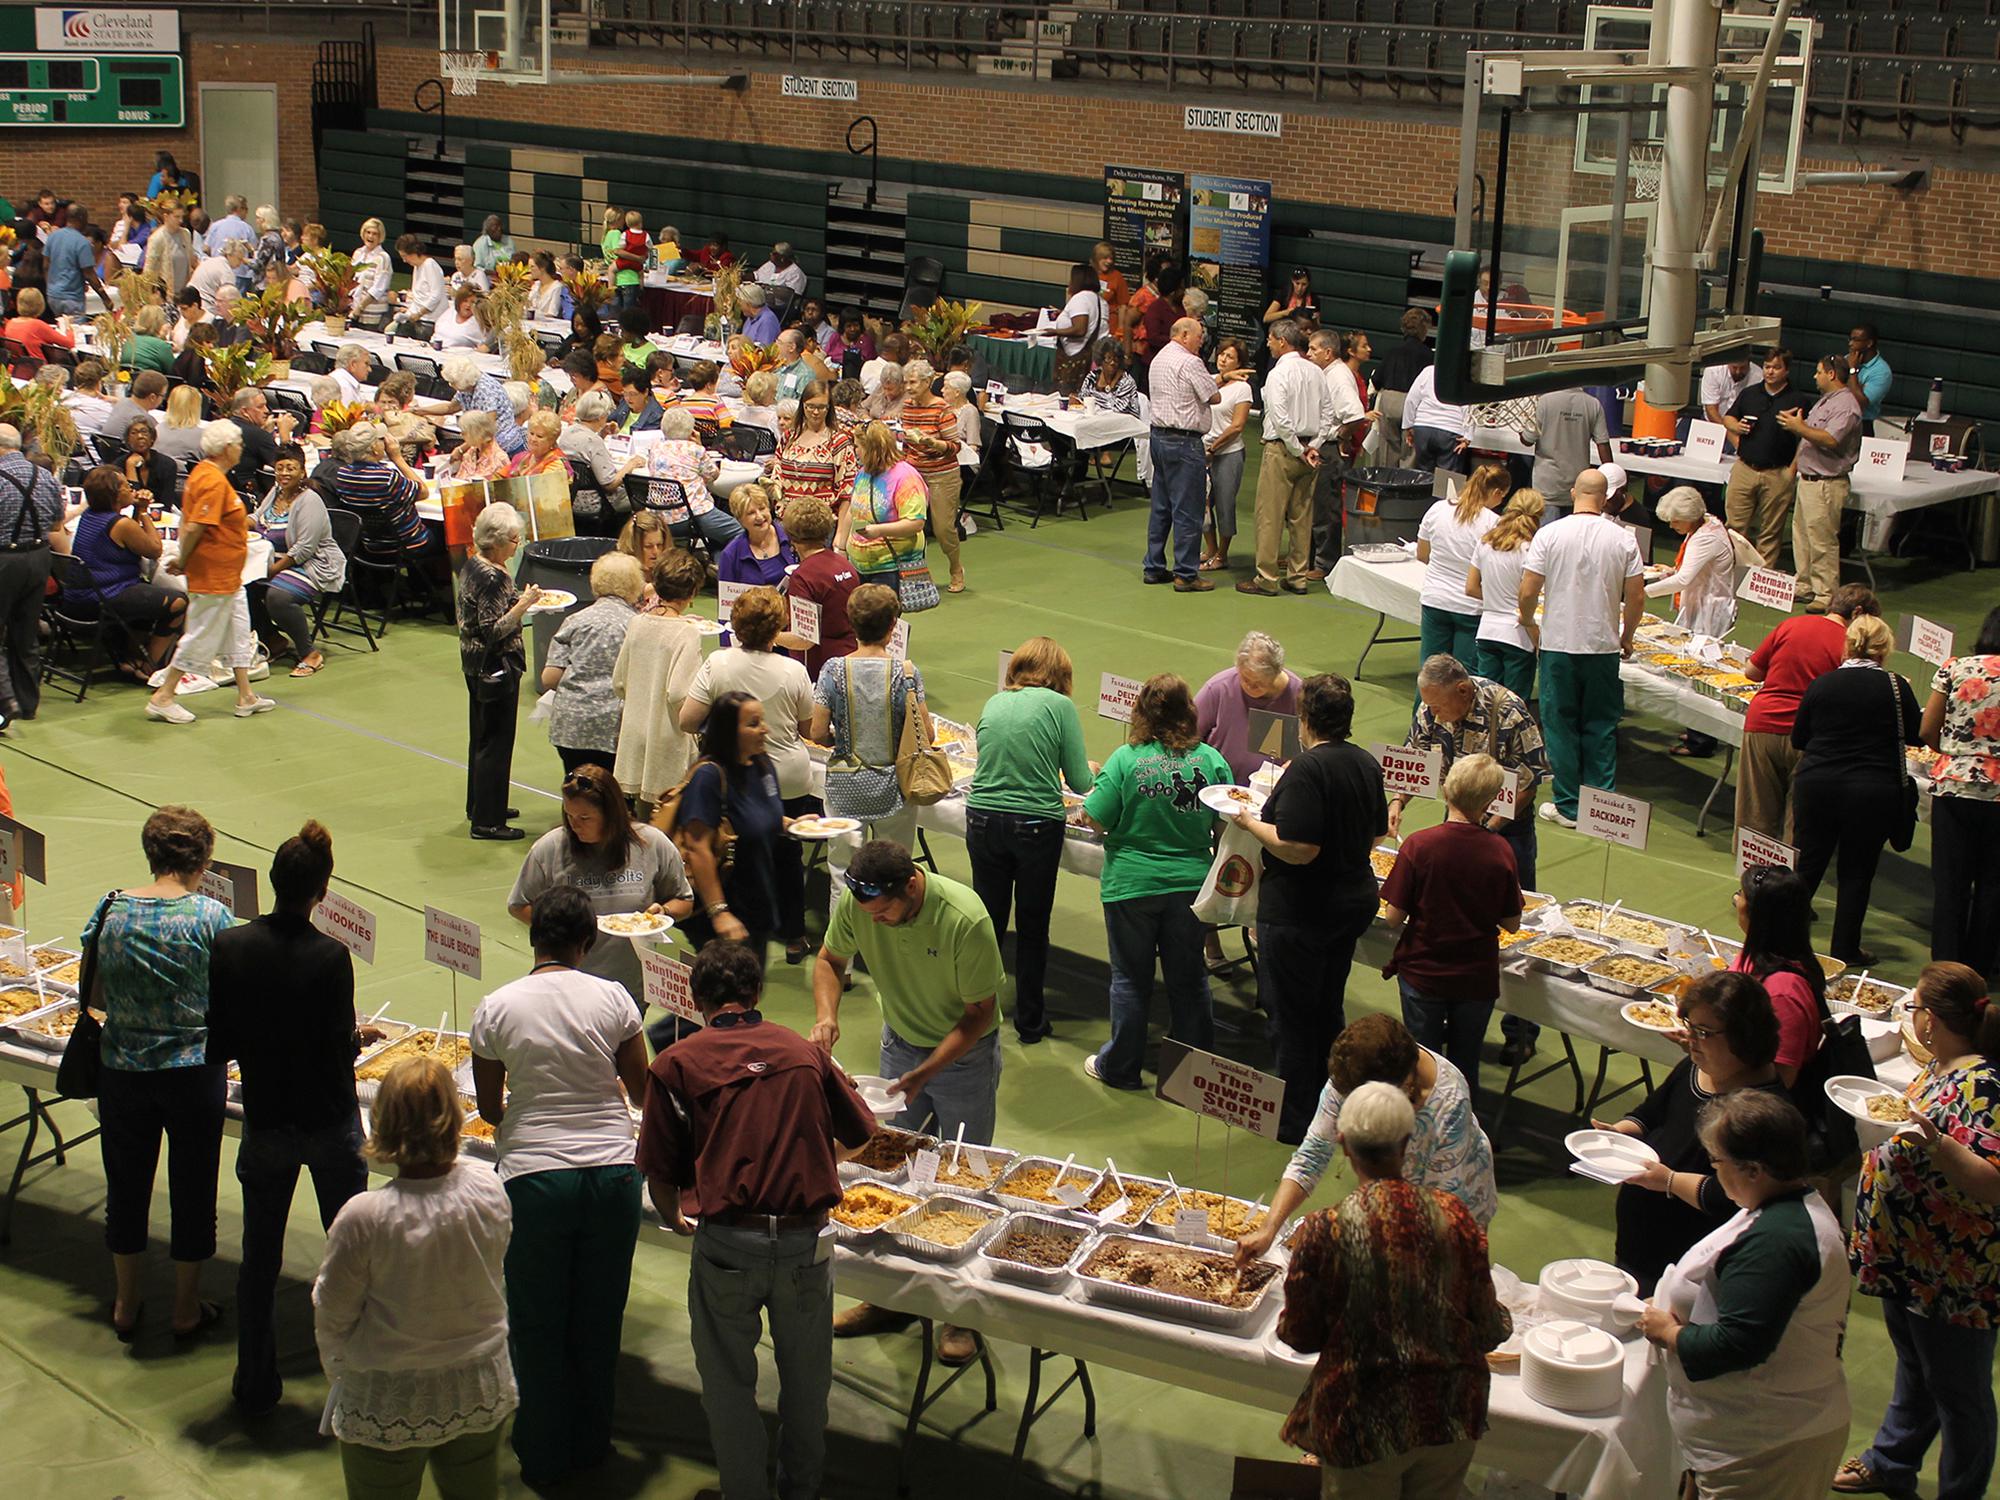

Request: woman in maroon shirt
left=1735, top=582, right=1878, bottom=840
left=1378, top=754, right=1524, bottom=1098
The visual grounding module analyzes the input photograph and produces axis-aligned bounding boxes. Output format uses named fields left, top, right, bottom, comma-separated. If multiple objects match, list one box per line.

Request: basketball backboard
left=439, top=0, right=552, bottom=91
left=1438, top=0, right=1806, bottom=411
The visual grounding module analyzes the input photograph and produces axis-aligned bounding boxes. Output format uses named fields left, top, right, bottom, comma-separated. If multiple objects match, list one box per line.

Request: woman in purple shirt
left=1194, top=630, right=1303, bottom=782
left=714, top=484, right=798, bottom=649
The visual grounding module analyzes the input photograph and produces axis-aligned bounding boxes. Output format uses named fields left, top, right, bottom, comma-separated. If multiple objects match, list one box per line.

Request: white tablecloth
left=833, top=1242, right=1675, bottom=1500
left=1326, top=555, right=1745, bottom=746
left=996, top=394, right=1148, bottom=452
left=1609, top=439, right=1998, bottom=523
left=63, top=513, right=273, bottom=589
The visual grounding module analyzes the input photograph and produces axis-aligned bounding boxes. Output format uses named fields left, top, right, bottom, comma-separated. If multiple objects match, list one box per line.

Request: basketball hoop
left=439, top=50, right=485, bottom=96
left=1474, top=397, right=1540, bottom=432
left=1630, top=145, right=1665, bottom=202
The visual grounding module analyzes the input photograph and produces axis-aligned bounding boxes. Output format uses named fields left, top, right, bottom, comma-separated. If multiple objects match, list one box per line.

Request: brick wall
left=7, top=33, right=1997, bottom=283
left=0, top=41, right=318, bottom=226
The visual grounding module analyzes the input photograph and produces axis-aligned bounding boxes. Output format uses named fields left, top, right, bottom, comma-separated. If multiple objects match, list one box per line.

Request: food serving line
left=1328, top=551, right=1752, bottom=835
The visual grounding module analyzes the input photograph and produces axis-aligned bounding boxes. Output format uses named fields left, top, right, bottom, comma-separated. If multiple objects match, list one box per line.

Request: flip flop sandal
left=290, top=658, right=326, bottom=677
left=172, top=1301, right=225, bottom=1342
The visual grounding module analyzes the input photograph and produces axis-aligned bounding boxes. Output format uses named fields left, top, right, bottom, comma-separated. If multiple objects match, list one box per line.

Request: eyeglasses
left=843, top=871, right=901, bottom=901
left=1684, top=1022, right=1725, bottom=1042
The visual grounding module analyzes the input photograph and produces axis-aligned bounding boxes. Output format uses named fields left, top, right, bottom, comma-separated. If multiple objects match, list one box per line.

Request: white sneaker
left=147, top=666, right=168, bottom=688
left=174, top=672, right=221, bottom=697
left=233, top=696, right=277, bottom=717
left=1537, top=801, right=1578, bottom=829
left=146, top=700, right=196, bottom=725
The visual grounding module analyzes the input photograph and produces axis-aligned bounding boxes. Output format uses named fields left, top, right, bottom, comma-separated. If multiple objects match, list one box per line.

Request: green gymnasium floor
left=0, top=462, right=1979, bottom=1499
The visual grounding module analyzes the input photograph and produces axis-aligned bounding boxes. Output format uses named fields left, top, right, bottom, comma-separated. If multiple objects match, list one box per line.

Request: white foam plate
left=1823, top=1074, right=1919, bottom=1132
left=1619, top=1000, right=1684, bottom=1034
left=1563, top=1129, right=1659, bottom=1185
left=849, top=1073, right=905, bottom=1120
left=788, top=816, right=861, bottom=842
left=525, top=588, right=577, bottom=613
left=597, top=911, right=674, bottom=940
left=683, top=613, right=726, bottom=636
left=1198, top=784, right=1264, bottom=817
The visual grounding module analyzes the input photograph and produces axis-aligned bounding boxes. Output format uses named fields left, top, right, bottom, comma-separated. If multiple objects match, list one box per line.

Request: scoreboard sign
left=0, top=12, right=182, bottom=126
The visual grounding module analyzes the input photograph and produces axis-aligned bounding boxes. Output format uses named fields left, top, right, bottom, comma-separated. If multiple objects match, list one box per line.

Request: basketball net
left=439, top=51, right=484, bottom=96
left=1631, top=145, right=1664, bottom=202
left=1474, top=397, right=1540, bottom=431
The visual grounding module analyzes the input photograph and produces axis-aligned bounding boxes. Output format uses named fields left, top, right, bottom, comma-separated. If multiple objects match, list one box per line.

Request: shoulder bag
left=824, top=658, right=904, bottom=822
left=1791, top=976, right=1873, bottom=1174
left=894, top=661, right=956, bottom=806
left=1888, top=671, right=1919, bottom=853
left=651, top=760, right=737, bottom=877
left=55, top=890, right=120, bottom=1100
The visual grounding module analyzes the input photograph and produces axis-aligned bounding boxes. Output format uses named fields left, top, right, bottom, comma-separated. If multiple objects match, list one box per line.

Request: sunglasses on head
left=561, top=772, right=599, bottom=796
left=844, top=871, right=901, bottom=901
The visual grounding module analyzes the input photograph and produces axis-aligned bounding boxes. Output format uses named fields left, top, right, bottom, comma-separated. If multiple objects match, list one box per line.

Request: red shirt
left=1744, top=614, right=1846, bottom=736
left=635, top=1012, right=875, bottom=1218
left=1379, top=820, right=1521, bottom=1001
left=785, top=548, right=860, bottom=678
left=1731, top=955, right=1822, bottom=1071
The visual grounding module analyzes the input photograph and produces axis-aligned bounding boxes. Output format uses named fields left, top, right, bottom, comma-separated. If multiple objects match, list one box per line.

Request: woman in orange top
left=1092, top=241, right=1130, bottom=330
left=144, top=421, right=272, bottom=724
left=898, top=358, right=964, bottom=594
left=506, top=412, right=573, bottom=479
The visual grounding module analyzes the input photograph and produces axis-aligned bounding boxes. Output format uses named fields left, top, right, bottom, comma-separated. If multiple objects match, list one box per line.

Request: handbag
left=897, top=564, right=940, bottom=615
left=1887, top=670, right=1919, bottom=853
left=55, top=890, right=120, bottom=1101
left=824, top=659, right=905, bottom=822
left=894, top=661, right=956, bottom=806
left=651, top=760, right=737, bottom=877
left=1792, top=981, right=1874, bottom=1173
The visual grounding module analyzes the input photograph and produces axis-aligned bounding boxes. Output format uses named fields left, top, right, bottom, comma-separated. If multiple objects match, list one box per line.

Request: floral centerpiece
left=563, top=262, right=612, bottom=314
left=200, top=342, right=274, bottom=401
left=232, top=287, right=313, bottom=370
left=300, top=249, right=360, bottom=332
left=316, top=400, right=370, bottom=436
left=0, top=381, right=78, bottom=465
left=902, top=298, right=983, bottom=365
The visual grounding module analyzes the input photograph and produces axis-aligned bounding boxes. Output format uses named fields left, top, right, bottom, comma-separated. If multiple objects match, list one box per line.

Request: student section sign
left=1188, top=173, right=1273, bottom=343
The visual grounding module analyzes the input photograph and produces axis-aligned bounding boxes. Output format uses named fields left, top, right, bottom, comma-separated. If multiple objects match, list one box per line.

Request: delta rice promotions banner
left=1188, top=172, right=1273, bottom=344
left=1102, top=165, right=1186, bottom=287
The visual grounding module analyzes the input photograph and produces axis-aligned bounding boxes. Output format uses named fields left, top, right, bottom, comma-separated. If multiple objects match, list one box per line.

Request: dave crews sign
left=1155, top=1039, right=1283, bottom=1139
left=1184, top=105, right=1283, bottom=138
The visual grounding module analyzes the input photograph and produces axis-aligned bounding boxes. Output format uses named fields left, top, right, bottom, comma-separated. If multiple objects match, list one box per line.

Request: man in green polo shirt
left=814, top=838, right=1003, bottom=1365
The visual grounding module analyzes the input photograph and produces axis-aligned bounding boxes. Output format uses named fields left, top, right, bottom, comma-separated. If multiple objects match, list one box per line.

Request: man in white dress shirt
left=1237, top=320, right=1332, bottom=597
left=1517, top=468, right=1645, bottom=827
left=1306, top=329, right=1370, bottom=577
left=753, top=242, right=808, bottom=302
left=332, top=345, right=373, bottom=406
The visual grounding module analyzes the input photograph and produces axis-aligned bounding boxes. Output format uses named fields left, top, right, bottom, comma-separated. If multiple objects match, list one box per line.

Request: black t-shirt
left=1729, top=381, right=1814, bottom=470
left=1257, top=739, right=1386, bottom=925
left=206, top=912, right=361, bottom=1132
left=1792, top=662, right=1924, bottom=785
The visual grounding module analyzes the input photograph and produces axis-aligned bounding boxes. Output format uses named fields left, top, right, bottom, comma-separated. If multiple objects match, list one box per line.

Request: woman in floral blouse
left=1236, top=1013, right=1496, bottom=1265
left=1838, top=961, right=2000, bottom=1500
left=1277, top=1081, right=1508, bottom=1494
left=1921, top=605, right=2000, bottom=981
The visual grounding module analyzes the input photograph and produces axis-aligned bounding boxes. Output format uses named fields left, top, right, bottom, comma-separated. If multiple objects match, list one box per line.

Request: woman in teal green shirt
left=1081, top=674, right=1230, bottom=1089
left=966, top=636, right=1095, bottom=1043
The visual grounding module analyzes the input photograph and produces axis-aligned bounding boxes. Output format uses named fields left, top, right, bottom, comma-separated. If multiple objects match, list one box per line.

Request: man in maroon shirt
left=1735, top=583, right=1878, bottom=841
left=637, top=941, right=876, bottom=1500
left=779, top=494, right=857, bottom=675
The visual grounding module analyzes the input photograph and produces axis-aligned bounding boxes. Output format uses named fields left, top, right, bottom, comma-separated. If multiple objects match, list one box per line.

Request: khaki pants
left=1691, top=1426, right=1847, bottom=1500
left=1253, top=442, right=1317, bottom=587
left=1736, top=728, right=1802, bottom=843
left=1724, top=462, right=1796, bottom=568
left=1320, top=1438, right=1476, bottom=1499
left=1375, top=390, right=1414, bottom=468
left=1791, top=474, right=1847, bottom=606
left=926, top=465, right=962, bottom=575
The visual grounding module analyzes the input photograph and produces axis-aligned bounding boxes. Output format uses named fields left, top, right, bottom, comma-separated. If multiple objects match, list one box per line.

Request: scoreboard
left=0, top=51, right=184, bottom=126
left=0, top=8, right=183, bottom=127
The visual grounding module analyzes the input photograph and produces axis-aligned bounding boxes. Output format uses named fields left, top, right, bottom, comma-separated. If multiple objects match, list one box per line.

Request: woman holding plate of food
left=506, top=765, right=694, bottom=1012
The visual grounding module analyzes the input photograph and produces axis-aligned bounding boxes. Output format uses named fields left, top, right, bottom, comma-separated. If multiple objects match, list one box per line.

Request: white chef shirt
left=1471, top=539, right=1534, bottom=652
left=1699, top=362, right=1758, bottom=419
left=1401, top=366, right=1470, bottom=438
left=1646, top=514, right=1739, bottom=638
left=1523, top=512, right=1643, bottom=655
left=1418, top=497, right=1500, bottom=615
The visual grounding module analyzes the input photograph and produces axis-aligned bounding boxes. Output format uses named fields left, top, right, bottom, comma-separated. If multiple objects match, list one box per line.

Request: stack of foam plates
left=1521, top=1320, right=1626, bottom=1414
left=1537, top=1258, right=1639, bottom=1332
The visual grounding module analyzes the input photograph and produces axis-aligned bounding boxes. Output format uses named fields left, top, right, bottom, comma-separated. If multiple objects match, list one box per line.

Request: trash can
left=1978, top=491, right=2000, bottom=566
left=519, top=536, right=615, bottom=678
left=1342, top=467, right=1434, bottom=553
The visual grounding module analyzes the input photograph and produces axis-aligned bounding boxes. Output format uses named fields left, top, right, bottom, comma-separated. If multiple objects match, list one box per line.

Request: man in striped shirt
left=1145, top=317, right=1226, bottom=592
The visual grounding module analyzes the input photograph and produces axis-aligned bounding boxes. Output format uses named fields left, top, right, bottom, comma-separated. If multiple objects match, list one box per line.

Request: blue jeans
left=964, top=806, right=1065, bottom=1038
left=1094, top=889, right=1213, bottom=1089
left=1398, top=977, right=1494, bottom=1099
left=1411, top=426, right=1469, bottom=473
left=1864, top=1299, right=1999, bottom=1500
left=687, top=1221, right=835, bottom=1500
left=1145, top=428, right=1206, bottom=581
left=234, top=1113, right=367, bottom=1411
left=46, top=296, right=86, bottom=318
left=882, top=1024, right=1001, bottom=1146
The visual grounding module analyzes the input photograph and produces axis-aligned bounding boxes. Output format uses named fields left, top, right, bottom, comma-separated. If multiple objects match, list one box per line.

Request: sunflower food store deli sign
left=1184, top=106, right=1283, bottom=138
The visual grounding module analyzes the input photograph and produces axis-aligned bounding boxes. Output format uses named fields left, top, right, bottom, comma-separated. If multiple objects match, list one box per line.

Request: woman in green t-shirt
left=1080, top=674, right=1231, bottom=1088
left=966, top=636, right=1095, bottom=1043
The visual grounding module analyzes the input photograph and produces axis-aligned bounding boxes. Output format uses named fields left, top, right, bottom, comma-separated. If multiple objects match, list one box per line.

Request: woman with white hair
left=644, top=407, right=743, bottom=552
left=1271, top=1077, right=1508, bottom=1499
left=435, top=355, right=527, bottom=455
left=1649, top=484, right=1743, bottom=757
left=144, top=420, right=277, bottom=724
left=898, top=357, right=966, bottom=593
left=506, top=411, right=571, bottom=479
left=560, top=390, right=647, bottom=525
left=443, top=410, right=510, bottom=481
left=541, top=553, right=645, bottom=774
left=863, top=362, right=905, bottom=422
left=331, top=424, right=437, bottom=562
left=458, top=504, right=542, bottom=839
left=350, top=217, right=393, bottom=322
left=737, top=370, right=781, bottom=438
left=449, top=244, right=490, bottom=296
left=737, top=281, right=779, bottom=344
left=1195, top=631, right=1303, bottom=782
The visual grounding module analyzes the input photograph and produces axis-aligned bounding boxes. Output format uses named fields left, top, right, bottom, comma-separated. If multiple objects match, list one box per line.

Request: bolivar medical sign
left=35, top=7, right=179, bottom=50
